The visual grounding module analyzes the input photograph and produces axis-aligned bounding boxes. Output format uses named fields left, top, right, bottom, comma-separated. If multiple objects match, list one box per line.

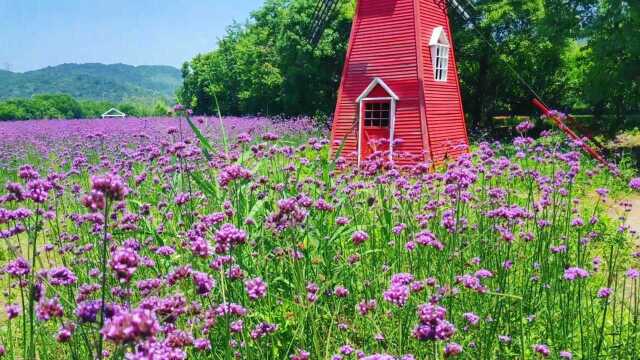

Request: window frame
left=364, top=101, right=391, bottom=128
left=429, top=26, right=451, bottom=83
left=355, top=77, right=399, bottom=165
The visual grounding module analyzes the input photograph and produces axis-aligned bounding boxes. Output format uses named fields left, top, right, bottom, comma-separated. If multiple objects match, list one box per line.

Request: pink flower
left=245, top=277, right=267, bottom=300
left=352, top=230, right=369, bottom=245
left=101, top=308, right=160, bottom=344
left=109, top=247, right=140, bottom=283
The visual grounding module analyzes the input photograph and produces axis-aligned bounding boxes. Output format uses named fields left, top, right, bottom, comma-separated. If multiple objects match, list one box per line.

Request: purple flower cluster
left=218, top=164, right=252, bottom=187
left=4, top=257, right=30, bottom=276
left=415, top=231, right=444, bottom=250
left=250, top=322, right=278, bottom=340
left=109, top=247, right=140, bottom=283
left=563, top=267, right=589, bottom=281
left=36, top=297, right=64, bottom=321
left=412, top=303, right=456, bottom=341
left=352, top=230, right=369, bottom=245
left=192, top=271, right=216, bottom=296
left=48, top=266, right=77, bottom=286
left=383, top=273, right=414, bottom=307
left=244, top=277, right=268, bottom=300
left=214, top=223, right=247, bottom=253
left=101, top=308, right=160, bottom=344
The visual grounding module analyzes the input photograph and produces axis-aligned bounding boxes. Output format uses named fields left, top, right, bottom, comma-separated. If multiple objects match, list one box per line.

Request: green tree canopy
left=179, top=0, right=638, bottom=132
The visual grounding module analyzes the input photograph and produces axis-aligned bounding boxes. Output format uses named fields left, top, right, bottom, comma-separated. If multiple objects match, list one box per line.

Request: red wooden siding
left=368, top=85, right=391, bottom=98
left=330, top=0, right=469, bottom=166
left=417, top=0, right=469, bottom=162
left=331, top=0, right=424, bottom=165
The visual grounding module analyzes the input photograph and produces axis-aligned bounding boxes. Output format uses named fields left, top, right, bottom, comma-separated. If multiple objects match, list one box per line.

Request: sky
left=0, top=0, right=265, bottom=72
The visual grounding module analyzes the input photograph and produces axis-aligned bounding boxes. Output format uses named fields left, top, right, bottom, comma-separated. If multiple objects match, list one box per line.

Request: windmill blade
left=308, top=0, right=342, bottom=47
left=448, top=0, right=472, bottom=22
left=437, top=0, right=478, bottom=28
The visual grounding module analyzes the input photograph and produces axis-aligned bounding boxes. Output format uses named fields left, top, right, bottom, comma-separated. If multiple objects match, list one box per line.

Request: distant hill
left=0, top=63, right=182, bottom=103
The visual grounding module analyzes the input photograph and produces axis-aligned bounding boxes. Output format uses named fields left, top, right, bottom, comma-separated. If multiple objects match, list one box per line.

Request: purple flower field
left=0, top=116, right=316, bottom=168
left=0, top=114, right=639, bottom=359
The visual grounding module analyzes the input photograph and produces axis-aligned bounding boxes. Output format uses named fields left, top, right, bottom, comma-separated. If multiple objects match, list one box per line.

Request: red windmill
left=308, top=0, right=612, bottom=170
left=309, top=0, right=471, bottom=165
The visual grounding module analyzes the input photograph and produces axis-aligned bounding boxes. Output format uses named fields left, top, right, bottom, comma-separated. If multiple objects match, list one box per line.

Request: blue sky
left=0, top=0, right=265, bottom=72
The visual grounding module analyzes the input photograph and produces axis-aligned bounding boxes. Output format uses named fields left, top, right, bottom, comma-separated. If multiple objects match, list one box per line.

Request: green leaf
left=191, top=171, right=218, bottom=202
left=185, top=115, right=213, bottom=161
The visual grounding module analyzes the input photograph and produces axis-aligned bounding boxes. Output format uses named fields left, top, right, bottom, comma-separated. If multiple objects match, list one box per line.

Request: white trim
left=356, top=77, right=399, bottom=102
left=389, top=99, right=396, bottom=162
left=357, top=98, right=397, bottom=165
left=429, top=27, right=450, bottom=82
left=357, top=101, right=364, bottom=165
left=362, top=97, right=394, bottom=101
left=355, top=78, right=400, bottom=165
left=428, top=26, right=450, bottom=47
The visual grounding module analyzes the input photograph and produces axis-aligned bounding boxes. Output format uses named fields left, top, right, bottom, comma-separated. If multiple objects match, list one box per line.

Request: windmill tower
left=310, top=0, right=470, bottom=165
left=310, top=0, right=612, bottom=170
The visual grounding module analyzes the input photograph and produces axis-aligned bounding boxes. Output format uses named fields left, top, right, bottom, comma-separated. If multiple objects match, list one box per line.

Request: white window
left=429, top=26, right=450, bottom=82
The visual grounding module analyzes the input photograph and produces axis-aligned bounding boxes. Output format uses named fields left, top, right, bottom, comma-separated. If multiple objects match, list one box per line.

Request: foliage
left=178, top=0, right=354, bottom=116
left=0, top=115, right=639, bottom=359
left=179, top=0, right=639, bottom=133
left=582, top=0, right=640, bottom=130
left=0, top=63, right=182, bottom=103
left=450, top=0, right=595, bottom=129
left=0, top=94, right=170, bottom=121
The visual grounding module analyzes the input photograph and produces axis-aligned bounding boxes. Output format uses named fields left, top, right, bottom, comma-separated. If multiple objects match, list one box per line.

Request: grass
left=0, top=115, right=639, bottom=359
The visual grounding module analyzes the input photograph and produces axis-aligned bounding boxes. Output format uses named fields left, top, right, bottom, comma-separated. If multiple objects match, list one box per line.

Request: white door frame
left=357, top=97, right=397, bottom=165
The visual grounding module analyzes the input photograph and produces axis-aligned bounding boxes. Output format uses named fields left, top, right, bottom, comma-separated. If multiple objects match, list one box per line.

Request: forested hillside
left=178, top=0, right=639, bottom=132
left=0, top=63, right=181, bottom=103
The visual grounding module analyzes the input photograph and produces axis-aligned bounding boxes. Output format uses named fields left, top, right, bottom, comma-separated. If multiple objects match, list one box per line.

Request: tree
left=450, top=0, right=596, bottom=130
left=32, top=94, right=83, bottom=118
left=583, top=0, right=639, bottom=128
left=178, top=0, right=353, bottom=116
left=178, top=0, right=637, bottom=134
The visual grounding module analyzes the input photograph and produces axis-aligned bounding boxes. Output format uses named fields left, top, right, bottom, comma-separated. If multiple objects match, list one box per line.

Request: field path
left=606, top=194, right=640, bottom=240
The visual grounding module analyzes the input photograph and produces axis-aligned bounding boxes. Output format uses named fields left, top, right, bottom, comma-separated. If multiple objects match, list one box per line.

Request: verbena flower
left=444, top=342, right=463, bottom=357
left=626, top=268, right=639, bottom=279
left=597, top=287, right=612, bottom=298
left=533, top=344, right=550, bottom=358
left=90, top=174, right=128, bottom=201
left=463, top=312, right=480, bottom=326
left=415, top=230, right=444, bottom=250
left=56, top=323, right=75, bottom=343
left=36, top=297, right=64, bottom=321
left=76, top=300, right=102, bottom=323
left=383, top=283, right=410, bottom=307
left=192, top=271, right=216, bottom=296
left=245, top=277, right=267, bottom=300
left=4, top=257, right=30, bottom=276
left=5, top=304, right=20, bottom=319
left=334, top=285, right=349, bottom=298
left=559, top=350, right=573, bottom=359
left=109, top=247, right=140, bottom=283
left=563, top=267, right=589, bottom=281
left=250, top=322, right=278, bottom=340
left=218, top=164, right=252, bottom=187
left=101, top=308, right=160, bottom=344
left=352, top=230, right=369, bottom=245
left=48, top=266, right=77, bottom=286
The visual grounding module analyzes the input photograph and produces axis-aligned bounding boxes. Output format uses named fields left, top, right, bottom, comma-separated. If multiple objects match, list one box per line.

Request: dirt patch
left=606, top=194, right=640, bottom=240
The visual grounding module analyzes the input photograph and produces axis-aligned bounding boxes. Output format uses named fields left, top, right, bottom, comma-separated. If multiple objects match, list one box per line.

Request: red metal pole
left=531, top=98, right=610, bottom=169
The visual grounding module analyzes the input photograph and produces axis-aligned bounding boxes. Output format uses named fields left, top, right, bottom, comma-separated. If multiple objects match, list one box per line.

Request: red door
left=360, top=100, right=391, bottom=160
